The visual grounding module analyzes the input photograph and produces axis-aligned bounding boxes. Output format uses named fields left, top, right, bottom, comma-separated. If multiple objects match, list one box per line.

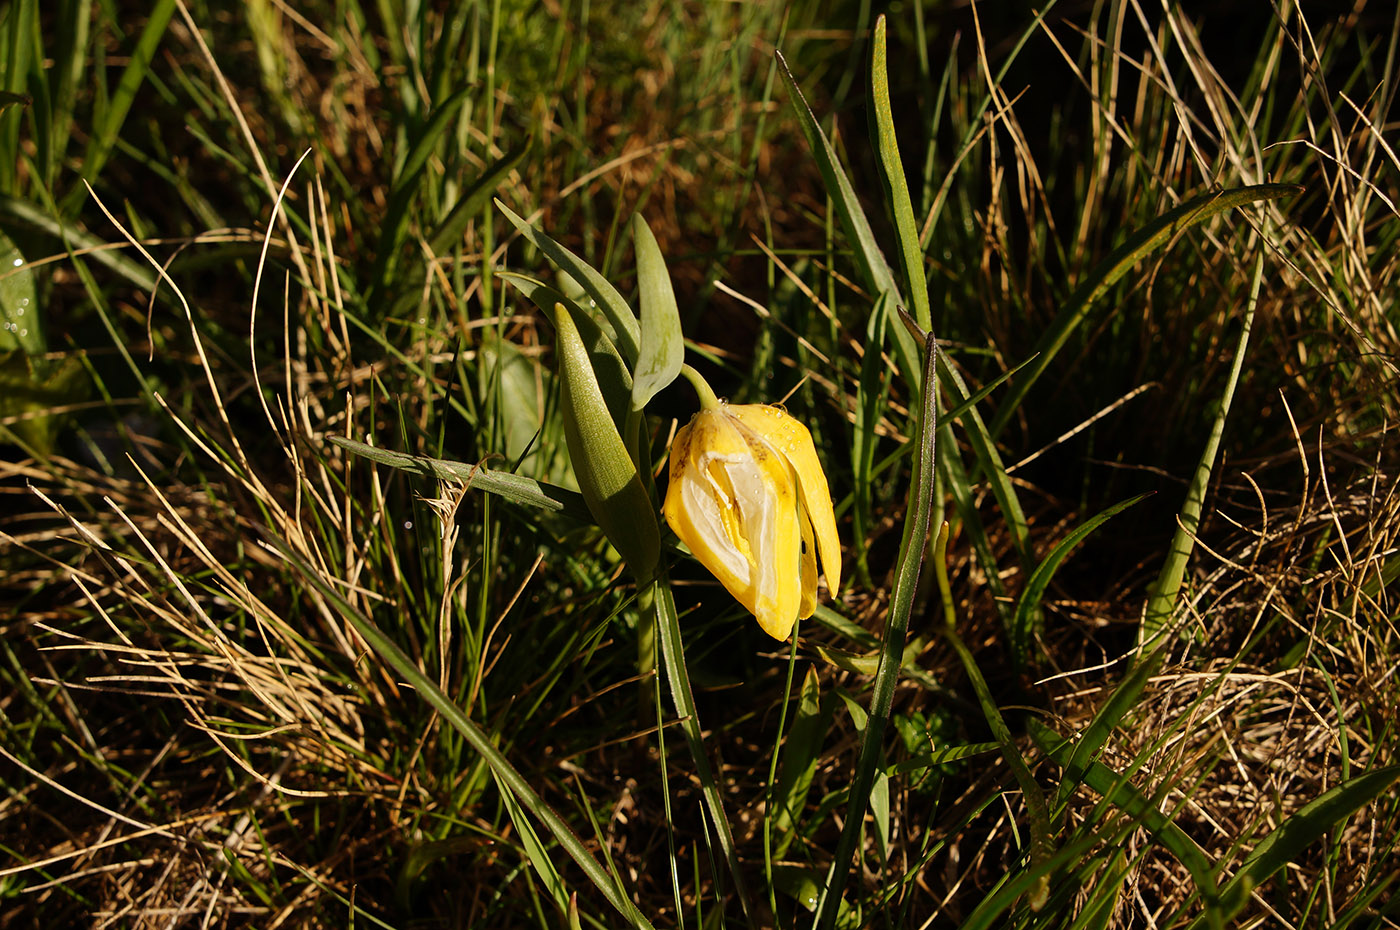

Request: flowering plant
left=664, top=398, right=840, bottom=640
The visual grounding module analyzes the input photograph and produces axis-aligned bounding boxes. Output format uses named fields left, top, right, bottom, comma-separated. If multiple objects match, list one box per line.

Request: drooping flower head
left=663, top=403, right=840, bottom=640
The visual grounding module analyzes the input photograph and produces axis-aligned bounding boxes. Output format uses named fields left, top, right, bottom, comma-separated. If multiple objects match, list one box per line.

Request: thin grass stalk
left=650, top=574, right=757, bottom=924
left=813, top=318, right=937, bottom=930
left=266, top=540, right=655, bottom=930
left=1143, top=241, right=1266, bottom=639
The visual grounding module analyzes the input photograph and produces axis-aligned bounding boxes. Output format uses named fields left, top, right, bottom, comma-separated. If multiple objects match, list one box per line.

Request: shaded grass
left=0, top=1, right=1397, bottom=928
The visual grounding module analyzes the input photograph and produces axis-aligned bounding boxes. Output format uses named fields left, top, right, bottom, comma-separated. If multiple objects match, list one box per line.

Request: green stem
left=815, top=328, right=938, bottom=930
left=679, top=363, right=720, bottom=410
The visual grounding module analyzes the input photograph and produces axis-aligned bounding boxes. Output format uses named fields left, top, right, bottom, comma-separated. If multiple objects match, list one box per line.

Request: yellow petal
left=797, top=507, right=818, bottom=619
left=727, top=405, right=842, bottom=598
left=663, top=408, right=803, bottom=639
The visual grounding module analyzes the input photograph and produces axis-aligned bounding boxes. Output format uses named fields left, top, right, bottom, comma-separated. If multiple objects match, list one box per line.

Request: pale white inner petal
left=682, top=453, right=750, bottom=583
left=722, top=455, right=778, bottom=604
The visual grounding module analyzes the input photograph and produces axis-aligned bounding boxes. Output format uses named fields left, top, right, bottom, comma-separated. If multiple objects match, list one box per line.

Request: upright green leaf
left=628, top=214, right=683, bottom=413
left=549, top=303, right=659, bottom=580
left=1142, top=247, right=1266, bottom=641
left=815, top=319, right=938, bottom=930
left=497, top=200, right=641, bottom=363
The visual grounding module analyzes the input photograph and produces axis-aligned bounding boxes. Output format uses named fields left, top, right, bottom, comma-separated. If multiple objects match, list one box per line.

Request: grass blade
left=814, top=318, right=937, bottom=930
left=69, top=0, right=177, bottom=207
left=1142, top=245, right=1266, bottom=640
left=870, top=15, right=929, bottom=335
left=650, top=578, right=757, bottom=924
left=1030, top=718, right=1221, bottom=920
left=991, top=185, right=1300, bottom=436
left=1010, top=493, right=1152, bottom=667
left=367, top=85, right=472, bottom=298
left=1202, top=765, right=1400, bottom=927
left=775, top=48, right=918, bottom=385
left=265, top=540, right=655, bottom=930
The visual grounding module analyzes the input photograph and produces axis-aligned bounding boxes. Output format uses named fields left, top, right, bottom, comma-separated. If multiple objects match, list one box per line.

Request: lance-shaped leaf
left=497, top=199, right=641, bottom=363
left=500, top=270, right=632, bottom=429
left=629, top=214, right=684, bottom=413
left=549, top=302, right=659, bottom=580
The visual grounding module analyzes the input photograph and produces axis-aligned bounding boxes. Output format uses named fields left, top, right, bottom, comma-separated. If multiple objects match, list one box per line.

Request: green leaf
left=1142, top=247, right=1266, bottom=642
left=477, top=330, right=545, bottom=470
left=494, top=770, right=569, bottom=914
left=1030, top=718, right=1221, bottom=923
left=549, top=303, right=659, bottom=580
left=72, top=0, right=177, bottom=204
left=775, top=50, right=919, bottom=388
left=1009, top=493, right=1151, bottom=666
left=0, top=231, right=42, bottom=355
left=0, top=351, right=87, bottom=455
left=991, top=185, right=1302, bottom=436
left=650, top=579, right=757, bottom=923
left=388, top=138, right=532, bottom=318
left=328, top=435, right=592, bottom=522
left=815, top=323, right=938, bottom=930
left=883, top=742, right=998, bottom=776
left=369, top=85, right=473, bottom=296
left=628, top=214, right=683, bottom=413
left=499, top=271, right=632, bottom=429
left=496, top=199, right=641, bottom=363
left=0, top=90, right=30, bottom=114
left=771, top=668, right=829, bottom=856
left=870, top=16, right=930, bottom=334
left=1202, top=765, right=1400, bottom=927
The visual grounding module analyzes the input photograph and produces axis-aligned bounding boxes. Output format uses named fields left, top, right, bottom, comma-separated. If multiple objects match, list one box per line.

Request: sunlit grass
left=1, top=1, right=1397, bottom=928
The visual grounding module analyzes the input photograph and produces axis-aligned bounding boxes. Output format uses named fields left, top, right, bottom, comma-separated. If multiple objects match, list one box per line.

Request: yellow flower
left=663, top=403, right=841, bottom=640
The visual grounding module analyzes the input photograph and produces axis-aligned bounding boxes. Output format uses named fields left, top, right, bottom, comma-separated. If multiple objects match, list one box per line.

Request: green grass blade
left=1030, top=718, right=1221, bottom=920
left=0, top=228, right=42, bottom=355
left=1010, top=493, right=1152, bottom=667
left=496, top=199, right=641, bottom=362
left=851, top=290, right=892, bottom=584
left=774, top=48, right=918, bottom=386
left=386, top=136, right=532, bottom=318
left=991, top=185, right=1300, bottom=437
left=1142, top=245, right=1266, bottom=641
left=328, top=435, right=592, bottom=521
left=939, top=525, right=1053, bottom=912
left=1202, top=765, right=1400, bottom=927
left=427, top=137, right=530, bottom=258
left=367, top=85, right=472, bottom=297
left=769, top=668, right=828, bottom=858
left=70, top=0, right=177, bottom=207
left=0, top=192, right=160, bottom=294
left=494, top=770, right=569, bottom=915
left=883, top=742, right=998, bottom=776
left=870, top=16, right=929, bottom=335
left=650, top=578, right=756, bottom=924
left=814, top=323, right=937, bottom=930
left=265, top=540, right=655, bottom=930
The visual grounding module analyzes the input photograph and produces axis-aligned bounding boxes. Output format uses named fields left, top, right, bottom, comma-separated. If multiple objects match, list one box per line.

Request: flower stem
left=679, top=364, right=720, bottom=410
